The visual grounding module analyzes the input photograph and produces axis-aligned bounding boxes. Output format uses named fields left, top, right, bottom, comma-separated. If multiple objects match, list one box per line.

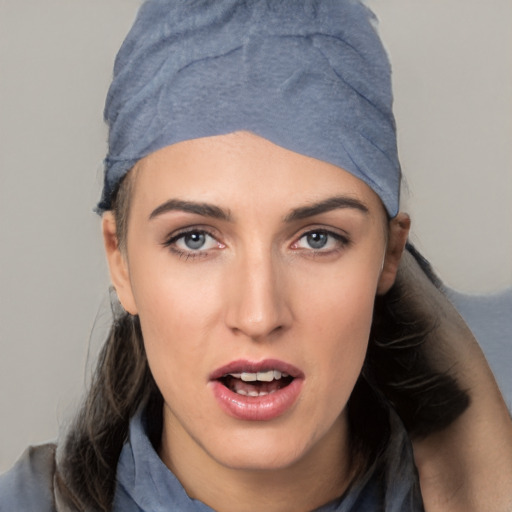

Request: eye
left=164, top=229, right=222, bottom=254
left=302, top=232, right=329, bottom=249
left=177, top=231, right=214, bottom=251
left=293, top=229, right=348, bottom=252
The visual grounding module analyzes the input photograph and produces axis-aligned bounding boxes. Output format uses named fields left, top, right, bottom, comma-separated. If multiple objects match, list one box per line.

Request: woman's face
left=105, top=131, right=406, bottom=476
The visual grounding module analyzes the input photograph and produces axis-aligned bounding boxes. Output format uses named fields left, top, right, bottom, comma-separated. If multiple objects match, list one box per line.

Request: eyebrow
left=149, top=195, right=368, bottom=223
left=284, top=196, right=369, bottom=222
left=149, top=199, right=232, bottom=221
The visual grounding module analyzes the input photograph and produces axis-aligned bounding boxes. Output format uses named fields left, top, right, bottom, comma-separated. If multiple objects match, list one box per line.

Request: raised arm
left=396, top=247, right=512, bottom=512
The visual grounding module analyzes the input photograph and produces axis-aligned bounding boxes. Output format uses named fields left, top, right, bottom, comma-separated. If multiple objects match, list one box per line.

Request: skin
left=103, top=131, right=410, bottom=512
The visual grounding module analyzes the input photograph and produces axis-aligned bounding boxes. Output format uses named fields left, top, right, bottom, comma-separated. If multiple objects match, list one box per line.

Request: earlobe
left=377, top=212, right=411, bottom=295
left=102, top=212, right=138, bottom=315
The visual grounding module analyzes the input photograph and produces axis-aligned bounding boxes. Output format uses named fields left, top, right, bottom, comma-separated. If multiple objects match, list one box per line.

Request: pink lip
left=209, top=359, right=304, bottom=422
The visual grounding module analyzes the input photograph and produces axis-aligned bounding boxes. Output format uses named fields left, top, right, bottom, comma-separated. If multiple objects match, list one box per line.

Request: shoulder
left=0, top=443, right=57, bottom=512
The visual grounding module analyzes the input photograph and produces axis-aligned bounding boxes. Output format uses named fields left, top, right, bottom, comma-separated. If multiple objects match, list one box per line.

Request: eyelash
left=162, top=228, right=350, bottom=260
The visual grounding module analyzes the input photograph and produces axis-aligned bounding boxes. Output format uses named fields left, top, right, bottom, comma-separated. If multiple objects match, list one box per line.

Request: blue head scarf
left=99, top=0, right=401, bottom=216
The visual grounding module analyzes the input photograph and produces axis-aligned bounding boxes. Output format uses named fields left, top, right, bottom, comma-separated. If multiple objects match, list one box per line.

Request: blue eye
left=295, top=230, right=348, bottom=251
left=165, top=230, right=220, bottom=254
left=305, top=232, right=328, bottom=249
left=181, top=232, right=207, bottom=250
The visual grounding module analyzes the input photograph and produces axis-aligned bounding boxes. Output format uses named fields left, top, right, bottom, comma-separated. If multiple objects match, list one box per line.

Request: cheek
left=127, top=252, right=225, bottom=385
left=301, top=261, right=379, bottom=396
left=318, top=295, right=373, bottom=370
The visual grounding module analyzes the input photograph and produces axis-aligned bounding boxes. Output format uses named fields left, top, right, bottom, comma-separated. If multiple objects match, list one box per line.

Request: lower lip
left=210, top=378, right=303, bottom=421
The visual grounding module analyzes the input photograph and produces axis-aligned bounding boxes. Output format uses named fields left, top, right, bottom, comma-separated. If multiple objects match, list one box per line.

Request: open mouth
left=210, top=360, right=303, bottom=420
left=219, top=370, right=294, bottom=397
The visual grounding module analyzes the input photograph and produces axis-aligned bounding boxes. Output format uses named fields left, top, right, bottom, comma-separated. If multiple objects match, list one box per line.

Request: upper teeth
left=227, top=370, right=289, bottom=382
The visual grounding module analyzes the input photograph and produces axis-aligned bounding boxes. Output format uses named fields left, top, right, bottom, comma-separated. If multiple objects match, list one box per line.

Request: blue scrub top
left=0, top=406, right=423, bottom=511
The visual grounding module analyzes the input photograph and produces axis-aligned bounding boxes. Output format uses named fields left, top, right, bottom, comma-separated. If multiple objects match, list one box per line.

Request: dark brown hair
left=56, top=173, right=469, bottom=511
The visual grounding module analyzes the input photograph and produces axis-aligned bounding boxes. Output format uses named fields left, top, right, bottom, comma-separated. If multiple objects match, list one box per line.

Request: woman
left=1, top=1, right=511, bottom=511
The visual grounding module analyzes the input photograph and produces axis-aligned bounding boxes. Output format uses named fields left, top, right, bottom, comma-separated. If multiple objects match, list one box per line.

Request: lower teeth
left=236, top=389, right=276, bottom=396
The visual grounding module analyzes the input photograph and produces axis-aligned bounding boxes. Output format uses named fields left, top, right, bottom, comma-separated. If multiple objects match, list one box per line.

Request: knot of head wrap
left=99, top=0, right=401, bottom=217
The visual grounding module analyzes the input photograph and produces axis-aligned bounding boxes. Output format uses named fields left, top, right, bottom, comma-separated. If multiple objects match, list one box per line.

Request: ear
left=377, top=212, right=411, bottom=295
left=102, top=212, right=138, bottom=315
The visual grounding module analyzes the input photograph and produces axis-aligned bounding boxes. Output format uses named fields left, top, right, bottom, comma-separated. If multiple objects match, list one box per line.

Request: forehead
left=131, top=132, right=386, bottom=216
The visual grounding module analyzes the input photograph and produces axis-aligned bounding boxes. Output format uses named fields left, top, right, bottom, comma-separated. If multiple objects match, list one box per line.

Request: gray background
left=1, top=0, right=511, bottom=472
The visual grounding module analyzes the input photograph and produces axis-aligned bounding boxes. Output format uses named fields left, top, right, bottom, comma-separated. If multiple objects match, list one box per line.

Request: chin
left=200, top=418, right=336, bottom=473
left=212, top=434, right=311, bottom=472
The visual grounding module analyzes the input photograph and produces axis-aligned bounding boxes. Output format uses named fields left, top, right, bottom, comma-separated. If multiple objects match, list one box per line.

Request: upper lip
left=209, top=359, right=304, bottom=381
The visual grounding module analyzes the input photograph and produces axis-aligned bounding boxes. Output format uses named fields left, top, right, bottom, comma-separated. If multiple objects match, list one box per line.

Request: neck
left=159, top=411, right=355, bottom=512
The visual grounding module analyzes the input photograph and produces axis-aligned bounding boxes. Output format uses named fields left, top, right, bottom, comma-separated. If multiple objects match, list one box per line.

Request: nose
left=224, top=249, right=292, bottom=341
